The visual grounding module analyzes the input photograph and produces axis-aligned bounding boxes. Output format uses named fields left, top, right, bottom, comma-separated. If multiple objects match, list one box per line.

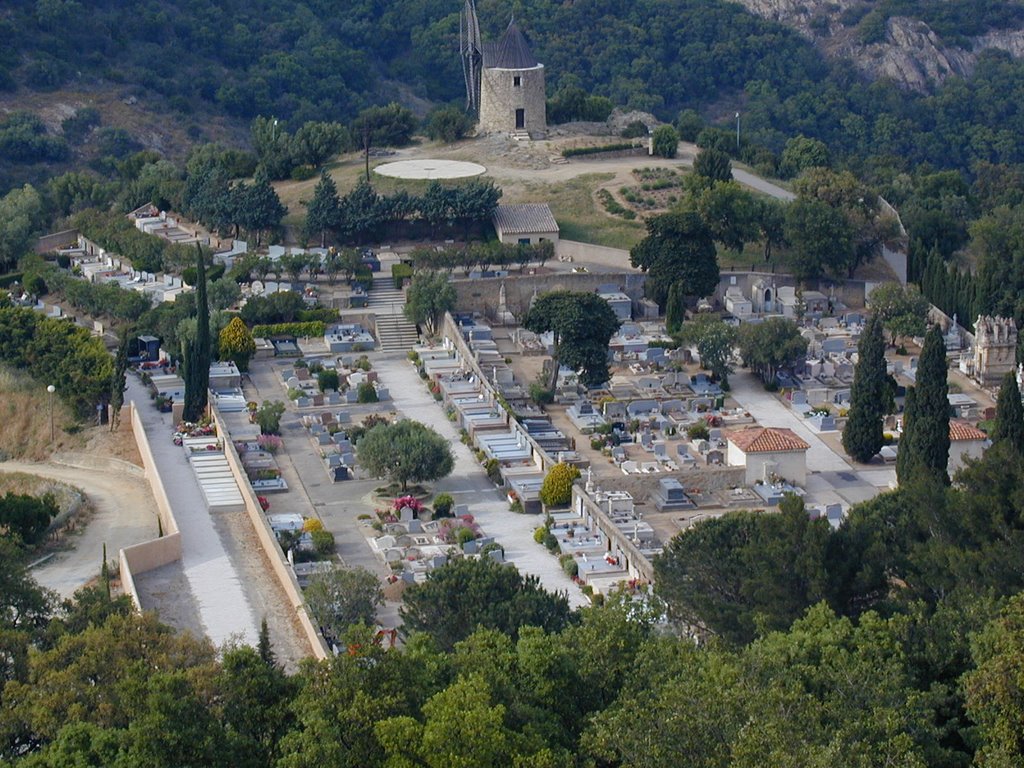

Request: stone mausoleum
left=478, top=19, right=547, bottom=138
left=972, top=315, right=1017, bottom=387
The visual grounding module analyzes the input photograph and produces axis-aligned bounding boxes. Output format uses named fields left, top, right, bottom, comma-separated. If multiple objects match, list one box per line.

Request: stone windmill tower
left=463, top=5, right=547, bottom=139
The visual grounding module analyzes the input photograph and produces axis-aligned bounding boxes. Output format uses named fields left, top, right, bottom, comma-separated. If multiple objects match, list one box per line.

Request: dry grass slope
left=0, top=367, right=142, bottom=465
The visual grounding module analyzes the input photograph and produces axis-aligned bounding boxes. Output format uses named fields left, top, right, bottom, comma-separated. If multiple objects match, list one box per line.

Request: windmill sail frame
left=460, top=0, right=483, bottom=114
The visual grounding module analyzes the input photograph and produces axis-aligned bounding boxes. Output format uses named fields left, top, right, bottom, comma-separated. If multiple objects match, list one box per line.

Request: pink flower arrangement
left=438, top=516, right=480, bottom=544
left=392, top=495, right=424, bottom=514
left=257, top=434, right=283, bottom=453
left=257, top=496, right=270, bottom=512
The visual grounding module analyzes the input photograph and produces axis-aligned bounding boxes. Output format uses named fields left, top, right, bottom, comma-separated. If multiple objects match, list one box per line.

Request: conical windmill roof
left=483, top=19, right=539, bottom=69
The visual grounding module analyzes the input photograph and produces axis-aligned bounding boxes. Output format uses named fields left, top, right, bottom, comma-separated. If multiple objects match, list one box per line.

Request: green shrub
left=311, top=529, right=335, bottom=556
left=297, top=307, right=339, bottom=323
left=391, top=262, right=413, bottom=289
left=543, top=532, right=559, bottom=551
left=433, top=492, right=454, bottom=517
left=290, top=164, right=317, bottom=181
left=540, top=463, right=581, bottom=507
left=533, top=527, right=547, bottom=544
left=686, top=422, right=710, bottom=441
left=356, top=381, right=378, bottom=403
left=317, top=369, right=340, bottom=392
left=529, top=382, right=554, bottom=406
left=484, top=458, right=502, bottom=485
left=561, top=556, right=578, bottom=577
left=620, top=120, right=648, bottom=138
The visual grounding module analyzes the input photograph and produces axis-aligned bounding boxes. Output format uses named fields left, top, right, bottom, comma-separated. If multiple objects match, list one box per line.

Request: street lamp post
left=46, top=384, right=55, bottom=442
left=735, top=112, right=741, bottom=152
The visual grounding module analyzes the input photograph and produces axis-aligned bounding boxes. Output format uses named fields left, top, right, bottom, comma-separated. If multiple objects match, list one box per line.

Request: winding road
left=0, top=460, right=158, bottom=597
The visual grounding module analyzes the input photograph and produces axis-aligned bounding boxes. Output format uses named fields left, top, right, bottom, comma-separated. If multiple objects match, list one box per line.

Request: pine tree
left=993, top=371, right=1024, bottom=453
left=896, top=385, right=917, bottom=483
left=843, top=313, right=887, bottom=462
left=665, top=281, right=686, bottom=334
left=304, top=173, right=340, bottom=247
left=904, top=325, right=950, bottom=483
left=183, top=245, right=210, bottom=422
left=244, top=169, right=287, bottom=245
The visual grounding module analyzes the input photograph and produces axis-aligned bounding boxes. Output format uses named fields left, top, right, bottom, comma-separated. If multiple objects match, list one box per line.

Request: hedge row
left=562, top=142, right=643, bottom=158
left=251, top=321, right=326, bottom=338
left=391, top=263, right=413, bottom=289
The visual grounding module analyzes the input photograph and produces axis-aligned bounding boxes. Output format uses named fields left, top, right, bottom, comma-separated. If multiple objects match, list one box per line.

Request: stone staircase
left=367, top=282, right=419, bottom=352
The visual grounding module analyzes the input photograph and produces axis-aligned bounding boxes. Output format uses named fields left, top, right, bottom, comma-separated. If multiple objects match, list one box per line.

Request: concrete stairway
left=366, top=282, right=419, bottom=352
left=375, top=314, right=420, bottom=352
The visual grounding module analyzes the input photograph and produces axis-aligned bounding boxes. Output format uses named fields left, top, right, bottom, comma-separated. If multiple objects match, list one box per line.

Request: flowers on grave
left=257, top=434, right=283, bottom=453
left=375, top=507, right=398, bottom=524
left=174, top=420, right=216, bottom=438
left=392, top=495, right=424, bottom=515
left=257, top=496, right=270, bottom=512
left=437, top=514, right=480, bottom=544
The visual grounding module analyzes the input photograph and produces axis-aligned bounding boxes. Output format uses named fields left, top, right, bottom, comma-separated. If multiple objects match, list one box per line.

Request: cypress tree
left=842, top=313, right=887, bottom=462
left=993, top=371, right=1024, bottom=453
left=906, top=325, right=950, bottom=483
left=665, top=281, right=686, bottom=334
left=109, top=328, right=129, bottom=431
left=183, top=244, right=210, bottom=423
left=896, top=386, right=917, bottom=483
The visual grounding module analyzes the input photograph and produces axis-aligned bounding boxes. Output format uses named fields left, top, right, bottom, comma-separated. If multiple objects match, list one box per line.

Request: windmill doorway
left=515, top=109, right=525, bottom=129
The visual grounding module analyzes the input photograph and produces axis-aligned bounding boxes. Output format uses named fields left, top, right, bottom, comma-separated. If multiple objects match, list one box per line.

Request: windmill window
left=513, top=76, right=521, bottom=87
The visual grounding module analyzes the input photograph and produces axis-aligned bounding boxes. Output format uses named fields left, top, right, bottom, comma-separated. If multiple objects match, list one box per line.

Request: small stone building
left=726, top=426, right=810, bottom=486
left=948, top=420, right=988, bottom=474
left=478, top=19, right=547, bottom=137
left=972, top=315, right=1017, bottom=387
left=492, top=203, right=559, bottom=245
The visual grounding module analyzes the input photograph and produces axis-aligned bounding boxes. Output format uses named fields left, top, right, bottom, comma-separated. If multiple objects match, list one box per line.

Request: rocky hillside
left=734, top=0, right=1024, bottom=90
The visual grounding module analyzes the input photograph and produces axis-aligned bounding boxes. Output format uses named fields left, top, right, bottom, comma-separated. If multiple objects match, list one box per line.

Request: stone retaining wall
left=213, top=409, right=329, bottom=660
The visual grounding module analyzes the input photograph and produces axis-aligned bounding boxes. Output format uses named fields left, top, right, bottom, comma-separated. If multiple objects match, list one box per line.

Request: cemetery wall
left=52, top=452, right=145, bottom=478
left=34, top=229, right=79, bottom=254
left=555, top=239, right=632, bottom=266
left=119, top=402, right=183, bottom=609
left=452, top=272, right=646, bottom=321
left=442, top=311, right=554, bottom=471
left=574, top=484, right=656, bottom=583
left=213, top=409, right=330, bottom=660
left=591, top=465, right=746, bottom=503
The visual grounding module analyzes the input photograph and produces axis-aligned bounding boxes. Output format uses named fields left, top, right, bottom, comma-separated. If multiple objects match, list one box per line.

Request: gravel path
left=374, top=355, right=589, bottom=608
left=0, top=460, right=158, bottom=598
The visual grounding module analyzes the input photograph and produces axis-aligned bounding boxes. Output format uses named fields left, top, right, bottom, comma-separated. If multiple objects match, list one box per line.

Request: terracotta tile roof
left=727, top=426, right=810, bottom=454
left=949, top=420, right=988, bottom=442
left=492, top=204, right=559, bottom=235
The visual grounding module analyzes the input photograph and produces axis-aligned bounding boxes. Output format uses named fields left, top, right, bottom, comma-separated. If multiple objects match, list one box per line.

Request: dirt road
left=0, top=460, right=158, bottom=597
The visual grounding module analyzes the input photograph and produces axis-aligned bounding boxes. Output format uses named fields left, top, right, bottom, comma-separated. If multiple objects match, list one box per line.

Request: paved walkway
left=126, top=377, right=260, bottom=647
left=373, top=355, right=589, bottom=608
left=727, top=371, right=851, bottom=473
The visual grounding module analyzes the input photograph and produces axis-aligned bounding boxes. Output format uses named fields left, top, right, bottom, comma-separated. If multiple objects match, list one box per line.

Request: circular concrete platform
left=374, top=159, right=487, bottom=180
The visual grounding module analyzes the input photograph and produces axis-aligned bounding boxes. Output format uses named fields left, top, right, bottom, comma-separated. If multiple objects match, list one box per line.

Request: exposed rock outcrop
left=734, top=0, right=1024, bottom=91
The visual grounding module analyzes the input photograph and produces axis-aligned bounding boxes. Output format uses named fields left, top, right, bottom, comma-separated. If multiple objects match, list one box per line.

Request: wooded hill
left=7, top=0, right=1024, bottom=189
